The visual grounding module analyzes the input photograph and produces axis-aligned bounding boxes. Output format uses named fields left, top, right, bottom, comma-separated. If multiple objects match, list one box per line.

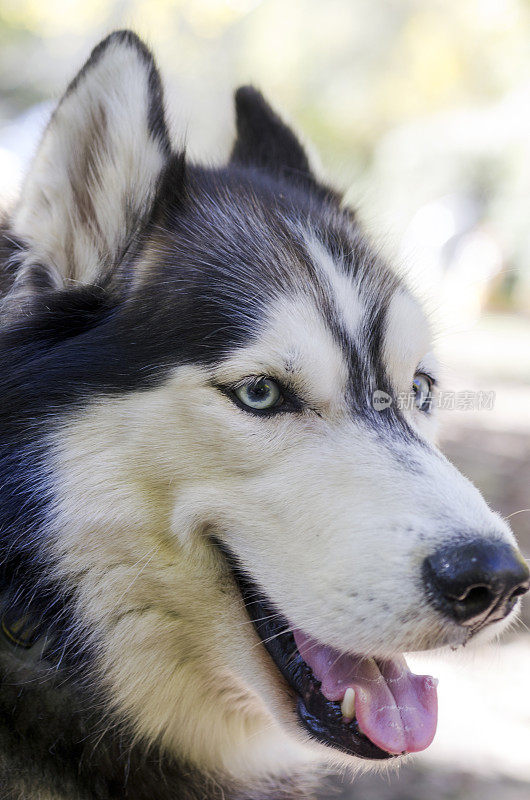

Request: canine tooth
left=341, top=688, right=355, bottom=720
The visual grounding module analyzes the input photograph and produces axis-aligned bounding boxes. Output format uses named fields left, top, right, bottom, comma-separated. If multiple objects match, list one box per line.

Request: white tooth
left=341, top=687, right=355, bottom=720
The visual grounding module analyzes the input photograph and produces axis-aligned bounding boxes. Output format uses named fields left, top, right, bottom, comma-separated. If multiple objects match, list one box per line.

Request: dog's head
left=2, top=32, right=528, bottom=781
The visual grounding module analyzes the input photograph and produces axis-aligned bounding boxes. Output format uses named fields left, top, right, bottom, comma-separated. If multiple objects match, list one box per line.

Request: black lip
left=220, top=545, right=397, bottom=761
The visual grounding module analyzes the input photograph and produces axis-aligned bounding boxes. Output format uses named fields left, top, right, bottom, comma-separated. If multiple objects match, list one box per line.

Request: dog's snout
left=423, top=539, right=530, bottom=627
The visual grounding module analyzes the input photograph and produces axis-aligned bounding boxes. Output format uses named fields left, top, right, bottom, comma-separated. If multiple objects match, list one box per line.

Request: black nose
left=423, top=539, right=529, bottom=627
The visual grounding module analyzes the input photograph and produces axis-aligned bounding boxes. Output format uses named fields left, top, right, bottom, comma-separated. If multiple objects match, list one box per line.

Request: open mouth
left=225, top=551, right=438, bottom=760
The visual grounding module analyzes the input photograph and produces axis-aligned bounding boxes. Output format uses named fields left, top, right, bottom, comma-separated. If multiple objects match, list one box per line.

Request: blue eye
left=234, top=377, right=283, bottom=411
left=412, top=373, right=433, bottom=412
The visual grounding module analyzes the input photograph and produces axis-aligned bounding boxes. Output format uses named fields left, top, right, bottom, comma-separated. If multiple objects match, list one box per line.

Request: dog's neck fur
left=0, top=631, right=320, bottom=800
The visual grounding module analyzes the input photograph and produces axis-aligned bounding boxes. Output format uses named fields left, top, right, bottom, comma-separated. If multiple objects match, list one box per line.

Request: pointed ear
left=230, top=86, right=318, bottom=188
left=10, top=30, right=172, bottom=301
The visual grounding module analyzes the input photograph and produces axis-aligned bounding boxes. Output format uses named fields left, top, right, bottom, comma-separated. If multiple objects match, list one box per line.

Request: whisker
left=505, top=509, right=530, bottom=521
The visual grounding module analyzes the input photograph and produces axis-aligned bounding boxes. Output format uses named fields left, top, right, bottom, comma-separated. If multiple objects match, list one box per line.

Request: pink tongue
left=293, top=630, right=438, bottom=755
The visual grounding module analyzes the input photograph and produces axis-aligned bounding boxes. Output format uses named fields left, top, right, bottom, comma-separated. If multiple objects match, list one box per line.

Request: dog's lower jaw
left=148, top=674, right=320, bottom=785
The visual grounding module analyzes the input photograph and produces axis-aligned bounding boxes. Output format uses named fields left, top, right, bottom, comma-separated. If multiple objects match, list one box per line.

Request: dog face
left=2, top=32, right=528, bottom=781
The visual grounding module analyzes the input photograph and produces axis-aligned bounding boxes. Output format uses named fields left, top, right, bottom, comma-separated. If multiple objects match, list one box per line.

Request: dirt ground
left=323, top=313, right=530, bottom=800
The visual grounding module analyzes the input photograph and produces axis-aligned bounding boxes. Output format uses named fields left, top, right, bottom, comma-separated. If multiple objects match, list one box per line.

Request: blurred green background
left=0, top=1, right=528, bottom=798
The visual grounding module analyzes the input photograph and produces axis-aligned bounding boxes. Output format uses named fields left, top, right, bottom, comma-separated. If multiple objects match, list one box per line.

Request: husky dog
left=0, top=30, right=528, bottom=800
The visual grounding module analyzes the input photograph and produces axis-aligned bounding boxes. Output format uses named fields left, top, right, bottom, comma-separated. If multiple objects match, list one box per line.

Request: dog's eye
left=412, top=372, right=433, bottom=412
left=234, top=377, right=284, bottom=411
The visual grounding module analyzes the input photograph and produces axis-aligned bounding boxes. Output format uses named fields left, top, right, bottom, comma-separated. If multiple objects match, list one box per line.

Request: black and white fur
left=0, top=31, right=523, bottom=799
